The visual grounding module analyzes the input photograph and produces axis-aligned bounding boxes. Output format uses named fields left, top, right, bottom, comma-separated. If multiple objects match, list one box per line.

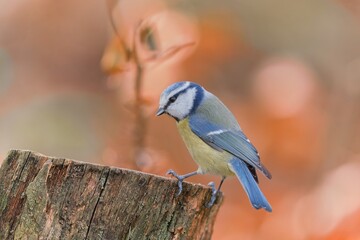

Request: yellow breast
left=176, top=118, right=234, bottom=176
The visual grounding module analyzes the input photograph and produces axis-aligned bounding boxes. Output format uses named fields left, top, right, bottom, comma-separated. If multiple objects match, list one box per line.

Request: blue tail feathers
left=229, top=158, right=272, bottom=212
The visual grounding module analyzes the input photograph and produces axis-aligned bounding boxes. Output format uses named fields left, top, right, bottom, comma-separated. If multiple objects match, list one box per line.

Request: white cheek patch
left=167, top=87, right=197, bottom=120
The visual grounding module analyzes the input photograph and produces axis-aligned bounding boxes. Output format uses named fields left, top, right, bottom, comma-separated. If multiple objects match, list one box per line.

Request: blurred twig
left=132, top=21, right=147, bottom=169
left=105, top=0, right=144, bottom=169
left=105, top=1, right=153, bottom=169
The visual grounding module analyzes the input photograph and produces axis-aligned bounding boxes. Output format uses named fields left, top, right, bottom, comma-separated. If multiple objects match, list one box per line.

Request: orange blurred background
left=1, top=0, right=360, bottom=239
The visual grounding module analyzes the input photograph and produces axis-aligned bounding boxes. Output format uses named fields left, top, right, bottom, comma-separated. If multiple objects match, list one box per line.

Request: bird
left=156, top=81, right=272, bottom=212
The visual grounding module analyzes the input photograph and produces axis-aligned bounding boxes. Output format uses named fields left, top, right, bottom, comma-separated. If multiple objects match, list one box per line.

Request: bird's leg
left=167, top=169, right=198, bottom=196
left=206, top=176, right=226, bottom=208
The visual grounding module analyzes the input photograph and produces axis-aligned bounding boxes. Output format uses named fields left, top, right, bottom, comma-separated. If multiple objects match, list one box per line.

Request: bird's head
left=156, top=81, right=204, bottom=121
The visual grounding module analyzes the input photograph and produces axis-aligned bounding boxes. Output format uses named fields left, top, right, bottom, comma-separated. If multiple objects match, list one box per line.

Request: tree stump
left=0, top=150, right=222, bottom=240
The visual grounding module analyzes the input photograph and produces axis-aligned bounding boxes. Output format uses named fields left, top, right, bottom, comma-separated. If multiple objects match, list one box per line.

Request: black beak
left=156, top=107, right=165, bottom=116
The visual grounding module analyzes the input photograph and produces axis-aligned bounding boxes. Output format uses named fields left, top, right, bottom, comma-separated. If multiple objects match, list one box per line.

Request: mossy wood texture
left=0, top=150, right=222, bottom=240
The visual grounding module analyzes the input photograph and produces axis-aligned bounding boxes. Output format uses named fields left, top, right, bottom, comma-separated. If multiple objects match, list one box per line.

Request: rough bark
left=0, top=150, right=222, bottom=240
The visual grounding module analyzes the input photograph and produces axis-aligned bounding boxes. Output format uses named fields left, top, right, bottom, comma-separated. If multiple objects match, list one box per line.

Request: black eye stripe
left=164, top=86, right=200, bottom=110
left=169, top=96, right=177, bottom=102
left=163, top=92, right=180, bottom=110
left=164, top=94, right=178, bottom=109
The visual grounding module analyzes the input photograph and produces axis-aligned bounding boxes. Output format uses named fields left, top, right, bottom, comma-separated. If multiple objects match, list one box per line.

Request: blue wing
left=189, top=114, right=272, bottom=179
left=229, top=158, right=272, bottom=212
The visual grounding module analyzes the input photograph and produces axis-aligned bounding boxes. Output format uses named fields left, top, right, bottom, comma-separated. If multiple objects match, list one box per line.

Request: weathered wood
left=0, top=150, right=222, bottom=240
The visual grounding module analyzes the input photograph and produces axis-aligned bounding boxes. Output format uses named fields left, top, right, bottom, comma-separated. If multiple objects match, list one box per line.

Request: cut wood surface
left=0, top=150, right=222, bottom=240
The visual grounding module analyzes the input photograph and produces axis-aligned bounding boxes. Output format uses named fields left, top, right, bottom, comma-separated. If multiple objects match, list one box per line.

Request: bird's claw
left=167, top=169, right=184, bottom=196
left=206, top=181, right=218, bottom=208
left=166, top=169, right=177, bottom=177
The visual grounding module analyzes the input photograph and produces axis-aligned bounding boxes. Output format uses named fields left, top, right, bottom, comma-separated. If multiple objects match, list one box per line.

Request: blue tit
left=156, top=81, right=272, bottom=212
